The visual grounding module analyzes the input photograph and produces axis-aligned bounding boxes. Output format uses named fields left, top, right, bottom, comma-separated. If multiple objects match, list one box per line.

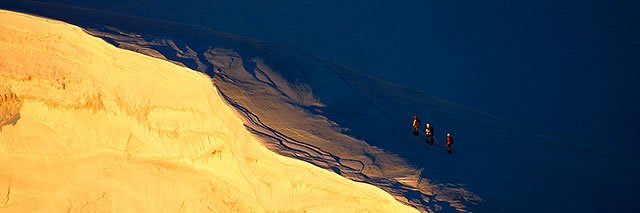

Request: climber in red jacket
left=446, top=132, right=453, bottom=153
left=411, top=115, right=420, bottom=136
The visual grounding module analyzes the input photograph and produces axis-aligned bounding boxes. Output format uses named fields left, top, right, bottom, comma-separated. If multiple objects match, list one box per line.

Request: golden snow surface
left=0, top=10, right=417, bottom=212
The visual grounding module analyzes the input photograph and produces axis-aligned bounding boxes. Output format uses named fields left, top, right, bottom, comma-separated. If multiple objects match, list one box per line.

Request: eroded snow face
left=0, top=84, right=21, bottom=128
left=0, top=10, right=417, bottom=212
left=78, top=22, right=481, bottom=212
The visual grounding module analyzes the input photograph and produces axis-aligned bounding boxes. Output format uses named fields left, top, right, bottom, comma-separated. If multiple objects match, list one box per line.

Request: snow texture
left=3, top=1, right=640, bottom=212
left=0, top=10, right=417, bottom=212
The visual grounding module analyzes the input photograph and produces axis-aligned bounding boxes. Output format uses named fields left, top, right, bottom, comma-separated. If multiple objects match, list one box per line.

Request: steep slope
left=80, top=14, right=640, bottom=213
left=3, top=1, right=640, bottom=212
left=62, top=9, right=475, bottom=213
left=0, top=10, right=417, bottom=212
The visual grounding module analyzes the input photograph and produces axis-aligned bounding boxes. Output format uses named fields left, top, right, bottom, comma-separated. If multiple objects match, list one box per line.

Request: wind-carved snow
left=0, top=10, right=418, bottom=212
left=27, top=1, right=640, bottom=212
left=81, top=25, right=481, bottom=212
left=0, top=84, right=21, bottom=128
left=5, top=1, right=640, bottom=212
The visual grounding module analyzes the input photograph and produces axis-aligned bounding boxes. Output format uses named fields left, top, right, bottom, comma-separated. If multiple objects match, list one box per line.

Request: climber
left=446, top=132, right=453, bottom=153
left=425, top=123, right=434, bottom=145
left=412, top=115, right=420, bottom=136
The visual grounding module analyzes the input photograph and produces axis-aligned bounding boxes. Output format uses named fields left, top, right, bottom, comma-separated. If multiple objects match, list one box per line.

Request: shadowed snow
left=3, top=1, right=640, bottom=212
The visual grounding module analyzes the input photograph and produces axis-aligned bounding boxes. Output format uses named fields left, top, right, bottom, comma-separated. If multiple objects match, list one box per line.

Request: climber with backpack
left=411, top=115, right=420, bottom=136
left=425, top=123, right=434, bottom=145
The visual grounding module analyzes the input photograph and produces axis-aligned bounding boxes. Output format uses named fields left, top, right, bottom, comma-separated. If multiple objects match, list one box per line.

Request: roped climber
left=425, top=123, right=434, bottom=145
left=446, top=132, right=454, bottom=153
left=412, top=115, right=420, bottom=136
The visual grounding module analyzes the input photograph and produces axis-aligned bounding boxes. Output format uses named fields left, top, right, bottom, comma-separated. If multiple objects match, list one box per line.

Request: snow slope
left=84, top=16, right=640, bottom=213
left=0, top=5, right=472, bottom=211
left=0, top=10, right=417, bottom=212
left=3, top=1, right=640, bottom=212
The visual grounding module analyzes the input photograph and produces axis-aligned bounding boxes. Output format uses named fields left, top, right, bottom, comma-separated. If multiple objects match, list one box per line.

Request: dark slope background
left=2, top=1, right=640, bottom=212
left=23, top=0, right=640, bottom=162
